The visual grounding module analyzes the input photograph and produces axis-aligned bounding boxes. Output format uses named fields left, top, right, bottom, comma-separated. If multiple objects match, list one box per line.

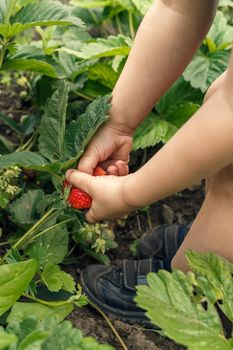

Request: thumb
left=66, top=169, right=94, bottom=196
left=78, top=146, right=101, bottom=174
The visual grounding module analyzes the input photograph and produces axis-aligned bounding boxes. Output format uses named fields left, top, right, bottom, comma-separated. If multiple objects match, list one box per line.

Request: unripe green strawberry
left=64, top=166, right=106, bottom=210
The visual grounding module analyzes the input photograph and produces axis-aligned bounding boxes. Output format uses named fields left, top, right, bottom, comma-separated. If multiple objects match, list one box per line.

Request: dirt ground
left=0, top=83, right=204, bottom=350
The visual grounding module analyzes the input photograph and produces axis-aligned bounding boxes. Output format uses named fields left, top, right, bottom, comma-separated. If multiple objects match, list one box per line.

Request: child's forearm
left=125, top=83, right=233, bottom=207
left=110, top=0, right=218, bottom=130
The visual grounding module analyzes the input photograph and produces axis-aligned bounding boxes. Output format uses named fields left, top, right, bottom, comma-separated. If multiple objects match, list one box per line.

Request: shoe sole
left=80, top=271, right=153, bottom=326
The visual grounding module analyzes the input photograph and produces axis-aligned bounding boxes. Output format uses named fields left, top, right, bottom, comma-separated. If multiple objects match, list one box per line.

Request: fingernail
left=66, top=169, right=75, bottom=179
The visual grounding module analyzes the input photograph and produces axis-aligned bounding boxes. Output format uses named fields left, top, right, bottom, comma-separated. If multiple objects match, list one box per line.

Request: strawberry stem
left=88, top=299, right=128, bottom=350
left=0, top=207, right=58, bottom=264
left=27, top=218, right=74, bottom=244
left=23, top=293, right=72, bottom=307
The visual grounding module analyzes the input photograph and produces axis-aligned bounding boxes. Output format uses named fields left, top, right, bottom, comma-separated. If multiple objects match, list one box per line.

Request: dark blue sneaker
left=80, top=224, right=189, bottom=324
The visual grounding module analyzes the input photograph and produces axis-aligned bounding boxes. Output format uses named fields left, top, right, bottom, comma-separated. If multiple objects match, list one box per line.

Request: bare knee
left=206, top=163, right=233, bottom=199
left=204, top=71, right=227, bottom=103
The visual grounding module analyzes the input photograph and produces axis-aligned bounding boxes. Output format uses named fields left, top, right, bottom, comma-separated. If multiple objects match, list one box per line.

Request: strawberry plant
left=0, top=80, right=118, bottom=341
left=135, top=251, right=233, bottom=350
left=1, top=314, right=115, bottom=349
left=0, top=0, right=232, bottom=348
left=51, top=1, right=232, bottom=150
left=0, top=0, right=84, bottom=76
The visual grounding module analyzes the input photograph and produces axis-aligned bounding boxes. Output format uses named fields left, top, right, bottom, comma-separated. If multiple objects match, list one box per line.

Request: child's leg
left=172, top=163, right=233, bottom=271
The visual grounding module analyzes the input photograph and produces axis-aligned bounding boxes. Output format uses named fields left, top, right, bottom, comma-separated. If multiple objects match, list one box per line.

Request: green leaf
left=183, top=11, right=232, bottom=93
left=0, top=151, right=60, bottom=174
left=9, top=190, right=47, bottom=225
left=0, top=259, right=38, bottom=316
left=219, top=0, right=233, bottom=7
left=88, top=63, right=118, bottom=89
left=0, top=22, right=23, bottom=37
left=2, top=58, right=58, bottom=77
left=60, top=35, right=132, bottom=60
left=71, top=0, right=112, bottom=8
left=0, top=112, right=23, bottom=134
left=207, top=11, right=233, bottom=50
left=58, top=50, right=78, bottom=78
left=42, top=321, right=82, bottom=350
left=166, top=102, right=200, bottom=128
left=7, top=302, right=73, bottom=324
left=4, top=44, right=65, bottom=79
left=0, top=151, right=48, bottom=170
left=136, top=270, right=232, bottom=350
left=38, top=81, right=69, bottom=162
left=0, top=134, right=16, bottom=153
left=12, top=0, right=83, bottom=30
left=156, top=77, right=201, bottom=129
left=114, top=0, right=135, bottom=12
left=0, top=0, right=18, bottom=23
left=80, top=80, right=111, bottom=99
left=65, top=94, right=111, bottom=162
left=131, top=0, right=153, bottom=15
left=26, top=225, right=69, bottom=266
left=13, top=0, right=82, bottom=25
left=6, top=315, right=115, bottom=350
left=0, top=328, right=17, bottom=349
left=183, top=50, right=229, bottom=92
left=0, top=1, right=84, bottom=39
left=42, top=264, right=75, bottom=292
left=186, top=251, right=233, bottom=323
left=133, top=113, right=177, bottom=151
left=157, top=77, right=203, bottom=114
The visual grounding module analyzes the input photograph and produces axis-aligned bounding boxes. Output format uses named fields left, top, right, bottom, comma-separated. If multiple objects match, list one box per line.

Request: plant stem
left=147, top=208, right=152, bottom=230
left=75, top=91, right=94, bottom=101
left=136, top=212, right=142, bottom=233
left=0, top=44, right=7, bottom=69
left=14, top=208, right=57, bottom=249
left=23, top=293, right=70, bottom=307
left=128, top=12, right=135, bottom=39
left=16, top=131, right=38, bottom=152
left=116, top=15, right=124, bottom=35
left=0, top=239, right=17, bottom=247
left=29, top=218, right=74, bottom=243
left=0, top=208, right=57, bottom=264
left=88, top=9, right=98, bottom=24
left=88, top=300, right=128, bottom=350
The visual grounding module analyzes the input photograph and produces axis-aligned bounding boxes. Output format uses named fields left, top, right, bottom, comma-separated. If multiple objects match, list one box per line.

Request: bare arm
left=78, top=0, right=218, bottom=176
left=110, top=0, right=218, bottom=129
left=125, top=52, right=233, bottom=208
left=66, top=53, right=233, bottom=222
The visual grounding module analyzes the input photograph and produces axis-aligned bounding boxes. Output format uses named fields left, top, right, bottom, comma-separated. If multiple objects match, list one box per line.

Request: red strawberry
left=64, top=166, right=106, bottom=210
left=93, top=166, right=106, bottom=176
left=63, top=180, right=92, bottom=209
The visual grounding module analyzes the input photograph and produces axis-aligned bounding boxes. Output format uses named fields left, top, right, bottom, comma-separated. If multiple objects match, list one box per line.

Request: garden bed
left=0, top=83, right=203, bottom=349
left=67, top=185, right=204, bottom=350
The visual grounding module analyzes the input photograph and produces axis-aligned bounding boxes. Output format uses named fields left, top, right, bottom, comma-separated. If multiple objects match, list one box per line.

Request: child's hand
left=66, top=169, right=136, bottom=223
left=77, top=120, right=133, bottom=176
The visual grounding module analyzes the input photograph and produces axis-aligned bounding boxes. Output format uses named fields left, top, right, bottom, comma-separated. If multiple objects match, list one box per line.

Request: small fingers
left=107, top=161, right=128, bottom=176
left=85, top=209, right=100, bottom=224
left=107, top=165, right=119, bottom=176
left=115, top=160, right=129, bottom=176
left=66, top=169, right=93, bottom=196
left=78, top=146, right=101, bottom=174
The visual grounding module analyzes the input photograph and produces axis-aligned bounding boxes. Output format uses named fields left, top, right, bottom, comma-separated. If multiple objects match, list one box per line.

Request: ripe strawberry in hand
left=63, top=166, right=106, bottom=210
left=93, top=167, right=106, bottom=177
